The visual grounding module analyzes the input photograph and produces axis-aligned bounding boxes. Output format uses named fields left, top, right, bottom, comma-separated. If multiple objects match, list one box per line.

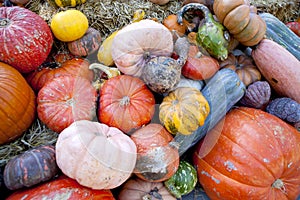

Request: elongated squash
left=259, top=12, right=300, bottom=60
left=251, top=38, right=300, bottom=104
left=174, top=68, right=246, bottom=155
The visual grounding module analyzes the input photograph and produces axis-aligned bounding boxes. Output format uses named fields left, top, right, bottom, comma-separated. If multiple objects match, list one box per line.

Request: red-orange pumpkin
left=37, top=75, right=97, bottom=133
left=26, top=58, right=94, bottom=92
left=131, top=123, right=180, bottom=182
left=181, top=45, right=220, bottom=80
left=193, top=107, right=300, bottom=199
left=0, top=62, right=36, bottom=145
left=0, top=7, right=53, bottom=73
left=99, top=75, right=155, bottom=134
left=6, top=175, right=115, bottom=200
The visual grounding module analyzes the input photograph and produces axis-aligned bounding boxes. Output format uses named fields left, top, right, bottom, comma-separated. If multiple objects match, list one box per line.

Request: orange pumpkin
left=0, top=62, right=36, bottom=145
left=219, top=52, right=261, bottom=86
left=26, top=58, right=94, bottom=92
left=131, top=123, right=180, bottom=182
left=193, top=107, right=300, bottom=199
left=6, top=175, right=115, bottom=200
left=163, top=14, right=189, bottom=37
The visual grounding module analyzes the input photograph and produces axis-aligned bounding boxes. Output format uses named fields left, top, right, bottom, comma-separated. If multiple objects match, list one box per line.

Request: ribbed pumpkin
left=118, top=177, right=176, bottom=200
left=219, top=52, right=261, bottom=86
left=6, top=175, right=115, bottom=200
left=26, top=58, right=94, bottom=92
left=99, top=75, right=155, bottom=134
left=50, top=10, right=89, bottom=42
left=193, top=107, right=300, bottom=199
left=0, top=7, right=53, bottom=73
left=0, top=62, right=36, bottom=145
left=4, top=145, right=58, bottom=190
left=37, top=75, right=97, bottom=133
left=159, top=87, right=210, bottom=135
left=56, top=120, right=137, bottom=190
left=111, top=19, right=173, bottom=77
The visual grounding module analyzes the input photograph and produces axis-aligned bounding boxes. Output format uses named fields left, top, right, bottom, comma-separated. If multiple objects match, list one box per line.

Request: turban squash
left=193, top=107, right=300, bottom=199
left=213, top=0, right=266, bottom=46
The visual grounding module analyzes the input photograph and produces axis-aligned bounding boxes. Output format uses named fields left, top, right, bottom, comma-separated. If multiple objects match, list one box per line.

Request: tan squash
left=251, top=39, right=300, bottom=103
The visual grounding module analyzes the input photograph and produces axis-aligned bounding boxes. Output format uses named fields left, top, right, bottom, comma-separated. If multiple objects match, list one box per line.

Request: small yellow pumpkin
left=50, top=10, right=88, bottom=42
left=159, top=87, right=210, bottom=135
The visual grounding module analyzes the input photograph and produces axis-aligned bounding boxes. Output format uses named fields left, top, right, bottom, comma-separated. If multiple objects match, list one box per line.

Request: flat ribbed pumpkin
left=159, top=87, right=210, bottom=135
left=0, top=62, right=36, bottom=145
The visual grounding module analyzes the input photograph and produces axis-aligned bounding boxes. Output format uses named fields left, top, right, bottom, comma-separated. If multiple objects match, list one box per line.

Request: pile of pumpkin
left=0, top=0, right=300, bottom=199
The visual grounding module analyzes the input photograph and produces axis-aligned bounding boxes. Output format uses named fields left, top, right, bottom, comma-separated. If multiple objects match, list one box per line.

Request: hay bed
left=0, top=0, right=299, bottom=167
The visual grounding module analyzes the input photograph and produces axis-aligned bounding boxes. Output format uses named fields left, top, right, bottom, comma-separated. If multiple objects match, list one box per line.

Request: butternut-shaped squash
left=251, top=39, right=300, bottom=103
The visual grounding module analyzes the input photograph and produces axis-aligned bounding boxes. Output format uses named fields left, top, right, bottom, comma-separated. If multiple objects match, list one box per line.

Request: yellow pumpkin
left=159, top=87, right=210, bottom=135
left=50, top=10, right=89, bottom=42
left=49, top=0, right=86, bottom=7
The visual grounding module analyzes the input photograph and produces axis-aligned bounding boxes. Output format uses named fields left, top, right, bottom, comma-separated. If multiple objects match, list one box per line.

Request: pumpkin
left=4, top=145, right=58, bottom=190
left=159, top=87, right=210, bottom=135
left=99, top=75, right=155, bottom=134
left=266, top=97, right=300, bottom=124
left=164, top=160, right=198, bottom=198
left=251, top=39, right=300, bottom=103
left=0, top=62, right=36, bottom=145
left=0, top=7, right=53, bottom=73
left=181, top=45, right=220, bottom=80
left=67, top=27, right=102, bottom=57
left=97, top=9, right=145, bottom=67
left=6, top=175, right=115, bottom=200
left=50, top=10, right=89, bottom=42
left=118, top=177, right=176, bottom=200
left=219, top=52, right=261, bottom=86
left=56, top=120, right=137, bottom=190
left=26, top=58, right=94, bottom=92
left=37, top=75, right=97, bottom=133
left=163, top=14, right=189, bottom=37
left=111, top=19, right=174, bottom=77
left=48, top=0, right=86, bottom=7
left=286, top=21, right=300, bottom=37
left=193, top=107, right=300, bottom=199
left=239, top=81, right=271, bottom=109
left=131, top=123, right=180, bottom=182
left=213, top=0, right=266, bottom=46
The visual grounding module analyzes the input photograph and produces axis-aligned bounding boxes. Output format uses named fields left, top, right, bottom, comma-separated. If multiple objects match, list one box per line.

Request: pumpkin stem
left=0, top=18, right=11, bottom=27
left=89, top=63, right=120, bottom=79
left=119, top=96, right=130, bottom=106
left=272, top=179, right=287, bottom=194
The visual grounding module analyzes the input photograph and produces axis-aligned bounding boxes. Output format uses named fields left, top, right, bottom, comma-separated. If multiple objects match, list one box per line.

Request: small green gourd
left=164, top=160, right=197, bottom=198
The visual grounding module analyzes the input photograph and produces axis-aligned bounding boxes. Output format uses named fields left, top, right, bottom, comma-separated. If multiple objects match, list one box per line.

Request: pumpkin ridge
left=220, top=133, right=277, bottom=181
left=197, top=156, right=272, bottom=194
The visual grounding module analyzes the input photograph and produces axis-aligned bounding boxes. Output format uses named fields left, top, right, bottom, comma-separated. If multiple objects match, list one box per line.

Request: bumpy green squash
left=174, top=68, right=246, bottom=155
left=259, top=12, right=300, bottom=61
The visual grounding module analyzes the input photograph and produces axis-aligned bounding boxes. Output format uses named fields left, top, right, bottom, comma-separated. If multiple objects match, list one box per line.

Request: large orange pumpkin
left=193, top=107, right=300, bottom=199
left=6, top=175, right=115, bottom=200
left=0, top=62, right=36, bottom=145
